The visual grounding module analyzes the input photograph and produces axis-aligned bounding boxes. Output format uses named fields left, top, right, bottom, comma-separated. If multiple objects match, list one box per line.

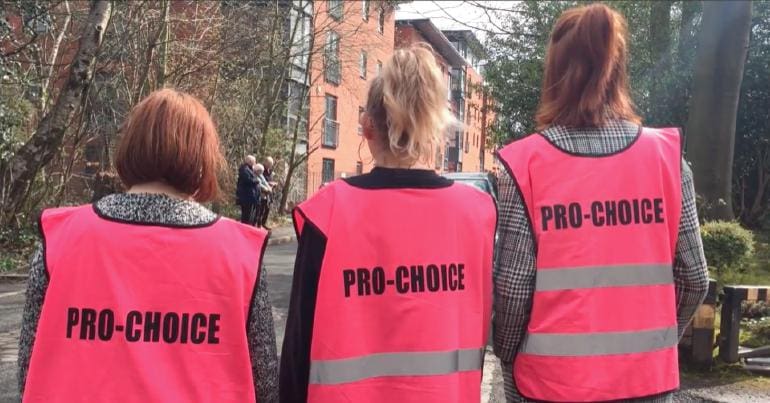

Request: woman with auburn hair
left=19, top=89, right=278, bottom=402
left=279, top=43, right=496, bottom=402
left=494, top=3, right=708, bottom=402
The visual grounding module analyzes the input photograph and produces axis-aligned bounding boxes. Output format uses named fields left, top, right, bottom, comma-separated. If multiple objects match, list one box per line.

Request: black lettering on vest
left=80, top=308, right=97, bottom=340
left=441, top=264, right=449, bottom=290
left=604, top=201, right=618, bottom=226
left=126, top=311, right=142, bottom=342
left=654, top=198, right=665, bottom=223
left=191, top=313, right=208, bottom=344
left=426, top=265, right=440, bottom=291
left=553, top=204, right=568, bottom=230
left=97, top=309, right=114, bottom=341
left=356, top=268, right=371, bottom=296
left=410, top=265, right=425, bottom=292
left=448, top=264, right=458, bottom=290
left=618, top=200, right=632, bottom=225
left=143, top=312, right=161, bottom=342
left=371, top=267, right=386, bottom=295
left=641, top=199, right=654, bottom=223
left=457, top=264, right=466, bottom=290
left=591, top=201, right=605, bottom=226
left=343, top=269, right=355, bottom=298
left=162, top=312, right=180, bottom=343
left=632, top=199, right=641, bottom=224
left=208, top=314, right=221, bottom=344
left=541, top=206, right=553, bottom=231
left=66, top=308, right=79, bottom=339
left=180, top=313, right=190, bottom=344
left=395, top=266, right=410, bottom=293
left=568, top=203, right=582, bottom=228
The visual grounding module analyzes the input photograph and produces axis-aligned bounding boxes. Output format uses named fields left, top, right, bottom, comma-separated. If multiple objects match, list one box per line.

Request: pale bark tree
left=685, top=0, right=752, bottom=220
left=0, top=0, right=112, bottom=225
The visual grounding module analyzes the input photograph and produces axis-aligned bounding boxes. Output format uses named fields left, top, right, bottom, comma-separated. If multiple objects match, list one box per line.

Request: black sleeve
left=278, top=220, right=327, bottom=403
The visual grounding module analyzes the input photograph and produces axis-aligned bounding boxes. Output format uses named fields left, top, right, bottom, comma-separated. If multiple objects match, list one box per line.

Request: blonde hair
left=366, top=43, right=453, bottom=165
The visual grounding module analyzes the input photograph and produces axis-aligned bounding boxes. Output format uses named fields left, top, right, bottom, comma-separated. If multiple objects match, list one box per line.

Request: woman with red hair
left=494, top=4, right=708, bottom=402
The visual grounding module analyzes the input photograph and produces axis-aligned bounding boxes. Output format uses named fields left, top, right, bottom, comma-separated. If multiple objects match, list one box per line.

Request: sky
left=395, top=1, right=510, bottom=42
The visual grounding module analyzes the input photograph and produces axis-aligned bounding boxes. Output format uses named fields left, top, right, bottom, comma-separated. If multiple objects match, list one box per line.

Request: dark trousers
left=240, top=202, right=259, bottom=226
left=257, top=198, right=270, bottom=227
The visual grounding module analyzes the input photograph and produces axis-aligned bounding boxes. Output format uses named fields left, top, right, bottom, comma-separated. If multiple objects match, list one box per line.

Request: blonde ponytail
left=366, top=43, right=454, bottom=166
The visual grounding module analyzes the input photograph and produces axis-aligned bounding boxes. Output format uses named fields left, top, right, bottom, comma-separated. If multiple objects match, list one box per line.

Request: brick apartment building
left=303, top=0, right=396, bottom=194
left=302, top=12, right=496, bottom=198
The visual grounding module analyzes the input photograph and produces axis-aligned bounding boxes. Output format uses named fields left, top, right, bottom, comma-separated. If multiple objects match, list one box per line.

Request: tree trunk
left=0, top=0, right=112, bottom=225
left=685, top=0, right=752, bottom=221
left=133, top=0, right=170, bottom=101
left=40, top=0, right=72, bottom=114
left=648, top=1, right=673, bottom=124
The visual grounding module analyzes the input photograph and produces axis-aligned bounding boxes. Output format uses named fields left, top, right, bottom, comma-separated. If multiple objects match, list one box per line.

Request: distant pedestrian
left=258, top=156, right=277, bottom=229
left=236, top=155, right=260, bottom=225
left=279, top=43, right=496, bottom=402
left=253, top=163, right=273, bottom=229
left=494, top=4, right=709, bottom=402
left=19, top=89, right=278, bottom=402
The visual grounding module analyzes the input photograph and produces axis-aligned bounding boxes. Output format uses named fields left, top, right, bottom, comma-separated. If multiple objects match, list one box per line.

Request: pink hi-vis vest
left=24, top=205, right=267, bottom=403
left=497, top=128, right=682, bottom=402
left=293, top=180, right=496, bottom=403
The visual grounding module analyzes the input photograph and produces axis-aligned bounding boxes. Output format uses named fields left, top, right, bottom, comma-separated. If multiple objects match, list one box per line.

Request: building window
left=356, top=161, right=363, bottom=175
left=359, top=50, right=367, bottom=79
left=378, top=8, right=385, bottom=34
left=465, top=132, right=469, bottom=153
left=361, top=0, right=369, bottom=20
left=322, top=158, right=335, bottom=183
left=323, top=94, right=339, bottom=148
left=376, top=61, right=382, bottom=76
left=358, top=106, right=365, bottom=136
left=328, top=0, right=343, bottom=20
left=325, top=31, right=341, bottom=84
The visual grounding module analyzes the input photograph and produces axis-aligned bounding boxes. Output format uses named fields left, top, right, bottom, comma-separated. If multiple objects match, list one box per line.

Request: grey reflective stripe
left=535, top=264, right=674, bottom=291
left=521, top=326, right=678, bottom=357
left=308, top=348, right=484, bottom=385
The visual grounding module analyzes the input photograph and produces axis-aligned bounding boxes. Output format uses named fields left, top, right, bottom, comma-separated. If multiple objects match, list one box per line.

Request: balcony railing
left=323, top=119, right=339, bottom=148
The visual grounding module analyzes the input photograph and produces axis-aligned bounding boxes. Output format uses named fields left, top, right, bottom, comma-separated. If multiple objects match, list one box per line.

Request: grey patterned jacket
left=18, top=193, right=279, bottom=402
left=494, top=120, right=710, bottom=403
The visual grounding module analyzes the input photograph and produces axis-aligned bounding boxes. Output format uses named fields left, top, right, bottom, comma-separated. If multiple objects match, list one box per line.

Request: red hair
left=115, top=89, right=224, bottom=202
left=536, top=3, right=640, bottom=129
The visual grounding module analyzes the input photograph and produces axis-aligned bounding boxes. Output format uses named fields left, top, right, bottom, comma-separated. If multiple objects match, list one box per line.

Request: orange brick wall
left=462, top=66, right=496, bottom=172
left=305, top=1, right=395, bottom=196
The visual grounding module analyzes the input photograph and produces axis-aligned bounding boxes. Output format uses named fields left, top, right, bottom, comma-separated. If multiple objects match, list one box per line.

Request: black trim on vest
left=279, top=212, right=327, bottom=403
left=292, top=206, right=311, bottom=240
left=247, top=233, right=270, bottom=330
left=343, top=167, right=453, bottom=189
left=37, top=211, right=50, bottom=278
left=495, top=151, right=538, bottom=256
left=91, top=203, right=221, bottom=229
left=537, top=125, right=644, bottom=158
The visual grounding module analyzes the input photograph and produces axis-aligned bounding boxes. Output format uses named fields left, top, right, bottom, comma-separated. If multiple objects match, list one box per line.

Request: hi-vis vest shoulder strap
left=497, top=128, right=682, bottom=402
left=23, top=205, right=267, bottom=403
left=293, top=180, right=496, bottom=403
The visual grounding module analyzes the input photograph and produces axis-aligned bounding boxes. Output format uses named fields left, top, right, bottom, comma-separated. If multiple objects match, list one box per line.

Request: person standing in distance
left=258, top=156, right=278, bottom=229
left=279, top=43, right=497, bottom=403
left=494, top=4, right=708, bottom=402
left=237, top=155, right=260, bottom=225
left=19, top=89, right=279, bottom=402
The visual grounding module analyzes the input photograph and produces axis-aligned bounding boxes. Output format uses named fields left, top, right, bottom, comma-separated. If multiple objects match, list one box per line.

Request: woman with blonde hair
left=279, top=43, right=497, bottom=402
left=19, top=89, right=278, bottom=402
left=494, top=3, right=708, bottom=402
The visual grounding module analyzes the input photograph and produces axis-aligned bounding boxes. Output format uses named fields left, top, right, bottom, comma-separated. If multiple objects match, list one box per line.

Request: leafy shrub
left=701, top=221, right=755, bottom=276
left=741, top=317, right=770, bottom=348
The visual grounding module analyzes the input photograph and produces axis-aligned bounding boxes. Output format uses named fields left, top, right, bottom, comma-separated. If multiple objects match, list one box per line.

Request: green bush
left=701, top=221, right=755, bottom=278
left=741, top=317, right=770, bottom=348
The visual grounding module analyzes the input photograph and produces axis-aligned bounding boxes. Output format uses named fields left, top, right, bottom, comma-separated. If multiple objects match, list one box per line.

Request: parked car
left=442, top=172, right=498, bottom=201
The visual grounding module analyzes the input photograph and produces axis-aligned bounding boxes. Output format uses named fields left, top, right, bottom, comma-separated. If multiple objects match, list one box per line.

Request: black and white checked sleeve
left=673, top=160, right=709, bottom=338
left=492, top=168, right=536, bottom=363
